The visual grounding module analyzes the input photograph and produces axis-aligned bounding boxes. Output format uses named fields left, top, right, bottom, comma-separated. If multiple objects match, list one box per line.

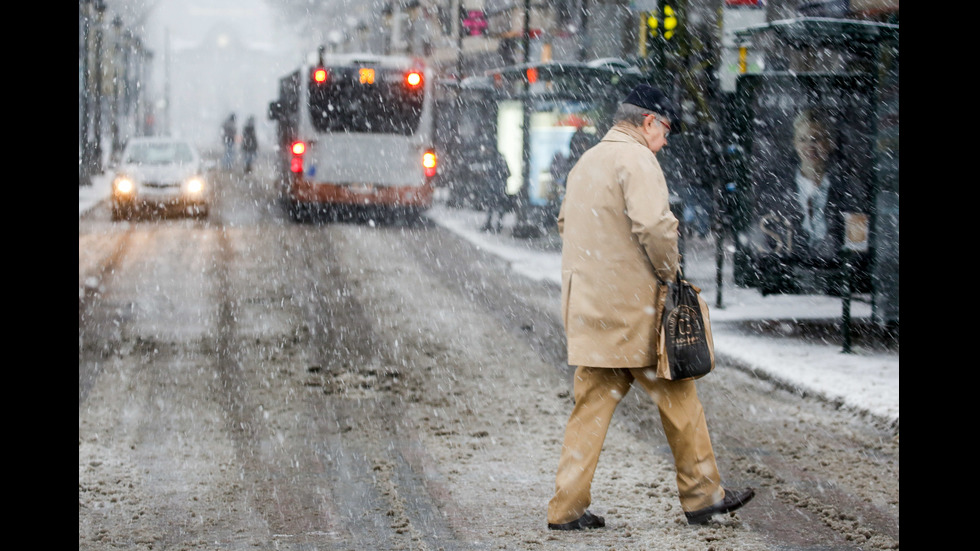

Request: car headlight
left=113, top=176, right=134, bottom=195
left=185, top=177, right=205, bottom=194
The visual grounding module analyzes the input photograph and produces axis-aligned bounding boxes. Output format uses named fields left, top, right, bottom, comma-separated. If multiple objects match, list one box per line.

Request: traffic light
left=662, top=5, right=678, bottom=41
left=645, top=12, right=657, bottom=48
left=642, top=4, right=681, bottom=58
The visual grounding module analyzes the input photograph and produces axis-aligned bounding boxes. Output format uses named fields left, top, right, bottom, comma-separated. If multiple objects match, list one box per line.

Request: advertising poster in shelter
left=734, top=74, right=876, bottom=295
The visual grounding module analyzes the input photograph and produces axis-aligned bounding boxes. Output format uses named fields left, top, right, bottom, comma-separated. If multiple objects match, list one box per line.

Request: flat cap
left=623, top=85, right=676, bottom=129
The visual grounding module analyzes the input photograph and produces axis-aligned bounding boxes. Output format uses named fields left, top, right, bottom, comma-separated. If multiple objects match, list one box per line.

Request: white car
left=111, top=137, right=210, bottom=220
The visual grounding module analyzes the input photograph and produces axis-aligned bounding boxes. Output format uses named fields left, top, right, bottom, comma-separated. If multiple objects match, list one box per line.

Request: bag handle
left=655, top=261, right=684, bottom=286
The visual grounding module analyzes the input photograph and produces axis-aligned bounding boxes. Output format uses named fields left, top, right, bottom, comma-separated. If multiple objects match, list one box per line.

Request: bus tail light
left=290, top=141, right=306, bottom=173
left=423, top=150, right=437, bottom=178
left=405, top=71, right=423, bottom=89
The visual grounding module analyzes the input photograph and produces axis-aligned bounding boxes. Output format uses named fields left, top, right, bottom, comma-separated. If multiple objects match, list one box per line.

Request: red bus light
left=290, top=141, right=306, bottom=173
left=312, top=67, right=328, bottom=83
left=406, top=71, right=423, bottom=89
left=423, top=150, right=437, bottom=178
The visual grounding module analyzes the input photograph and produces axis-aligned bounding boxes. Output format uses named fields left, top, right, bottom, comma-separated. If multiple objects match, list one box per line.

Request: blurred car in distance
left=111, top=137, right=210, bottom=220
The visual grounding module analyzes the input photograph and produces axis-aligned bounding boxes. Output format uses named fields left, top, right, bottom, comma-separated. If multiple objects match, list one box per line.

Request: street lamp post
left=454, top=0, right=463, bottom=80
left=511, top=0, right=542, bottom=238
left=111, top=15, right=123, bottom=159
left=91, top=0, right=106, bottom=174
left=578, top=0, right=590, bottom=61
left=79, top=0, right=92, bottom=186
left=121, top=30, right=134, bottom=140
left=139, top=43, right=153, bottom=137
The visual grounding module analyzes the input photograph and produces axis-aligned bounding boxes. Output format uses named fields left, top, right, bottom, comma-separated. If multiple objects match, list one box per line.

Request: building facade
left=364, top=1, right=897, bottom=81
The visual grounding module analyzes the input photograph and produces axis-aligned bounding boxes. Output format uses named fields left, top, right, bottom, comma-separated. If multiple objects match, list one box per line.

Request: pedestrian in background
left=242, top=116, right=258, bottom=173
left=481, top=147, right=511, bottom=233
left=221, top=113, right=237, bottom=170
left=547, top=128, right=594, bottom=223
left=547, top=85, right=755, bottom=530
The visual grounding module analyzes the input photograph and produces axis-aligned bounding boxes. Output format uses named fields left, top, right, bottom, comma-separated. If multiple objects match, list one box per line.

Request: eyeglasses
left=644, top=113, right=671, bottom=137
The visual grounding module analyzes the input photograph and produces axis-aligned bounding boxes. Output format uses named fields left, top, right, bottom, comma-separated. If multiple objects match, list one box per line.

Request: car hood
left=119, top=162, right=201, bottom=182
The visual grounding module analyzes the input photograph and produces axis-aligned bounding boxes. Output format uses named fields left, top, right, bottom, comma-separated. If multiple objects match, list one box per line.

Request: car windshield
left=124, top=142, right=196, bottom=165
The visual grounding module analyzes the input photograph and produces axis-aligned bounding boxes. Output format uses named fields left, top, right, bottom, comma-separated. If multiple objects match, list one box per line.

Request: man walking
left=547, top=85, right=755, bottom=530
left=242, top=116, right=258, bottom=173
left=221, top=113, right=237, bottom=170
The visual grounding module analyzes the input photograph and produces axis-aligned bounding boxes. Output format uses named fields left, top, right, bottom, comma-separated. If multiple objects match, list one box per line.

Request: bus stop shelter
left=728, top=17, right=899, bottom=337
left=448, top=60, right=650, bottom=237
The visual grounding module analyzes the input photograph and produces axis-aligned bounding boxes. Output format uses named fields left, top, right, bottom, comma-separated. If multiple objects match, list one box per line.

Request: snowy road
left=79, top=164, right=898, bottom=550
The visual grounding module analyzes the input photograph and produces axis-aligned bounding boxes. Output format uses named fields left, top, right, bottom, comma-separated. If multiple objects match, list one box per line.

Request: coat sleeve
left=620, top=151, right=679, bottom=282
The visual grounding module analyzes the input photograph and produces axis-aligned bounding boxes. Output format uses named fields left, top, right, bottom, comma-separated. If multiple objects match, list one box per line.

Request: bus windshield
left=308, top=66, right=424, bottom=136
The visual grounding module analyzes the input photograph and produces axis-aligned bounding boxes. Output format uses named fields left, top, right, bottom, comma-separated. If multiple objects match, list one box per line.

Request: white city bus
left=268, top=51, right=437, bottom=221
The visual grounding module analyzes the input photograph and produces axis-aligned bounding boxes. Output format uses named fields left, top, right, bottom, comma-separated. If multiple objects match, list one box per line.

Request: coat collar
left=602, top=122, right=649, bottom=150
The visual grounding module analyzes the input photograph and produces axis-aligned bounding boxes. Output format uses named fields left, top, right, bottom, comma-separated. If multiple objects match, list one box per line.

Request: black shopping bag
left=656, top=272, right=715, bottom=381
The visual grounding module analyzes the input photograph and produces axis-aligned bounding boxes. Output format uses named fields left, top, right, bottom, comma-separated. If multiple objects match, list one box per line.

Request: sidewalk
left=80, top=183, right=898, bottom=429
left=424, top=202, right=898, bottom=430
left=79, top=173, right=112, bottom=216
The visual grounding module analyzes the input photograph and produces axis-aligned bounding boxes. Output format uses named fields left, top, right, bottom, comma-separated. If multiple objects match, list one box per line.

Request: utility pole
left=79, top=0, right=92, bottom=186
left=512, top=0, right=541, bottom=238
left=92, top=0, right=106, bottom=174
left=164, top=28, right=171, bottom=136
left=138, top=46, right=153, bottom=136
left=110, top=15, right=123, bottom=159
left=454, top=0, right=463, bottom=80
left=578, top=0, right=590, bottom=61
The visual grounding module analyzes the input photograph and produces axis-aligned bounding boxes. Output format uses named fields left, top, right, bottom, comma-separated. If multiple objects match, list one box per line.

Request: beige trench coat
left=557, top=123, right=680, bottom=368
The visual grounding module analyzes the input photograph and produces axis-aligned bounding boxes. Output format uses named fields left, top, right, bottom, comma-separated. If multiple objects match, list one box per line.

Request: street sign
left=462, top=10, right=487, bottom=36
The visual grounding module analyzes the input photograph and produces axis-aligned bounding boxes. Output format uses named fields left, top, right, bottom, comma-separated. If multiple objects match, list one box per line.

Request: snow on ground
left=80, top=179, right=898, bottom=426
left=424, top=203, right=898, bottom=427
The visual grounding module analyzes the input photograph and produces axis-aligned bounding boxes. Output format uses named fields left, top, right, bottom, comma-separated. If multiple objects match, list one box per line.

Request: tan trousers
left=547, top=366, right=725, bottom=524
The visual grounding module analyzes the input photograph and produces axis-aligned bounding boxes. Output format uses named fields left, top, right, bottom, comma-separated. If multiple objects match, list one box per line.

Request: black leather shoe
left=548, top=510, right=606, bottom=530
left=685, top=487, right=755, bottom=525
